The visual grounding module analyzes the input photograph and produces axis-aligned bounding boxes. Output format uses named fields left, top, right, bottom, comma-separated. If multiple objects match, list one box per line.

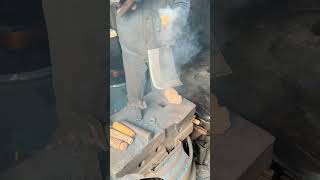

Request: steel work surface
left=110, top=91, right=196, bottom=178
left=213, top=113, right=275, bottom=180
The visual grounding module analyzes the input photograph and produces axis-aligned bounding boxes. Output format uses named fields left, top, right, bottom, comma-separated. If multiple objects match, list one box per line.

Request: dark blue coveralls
left=111, top=0, right=190, bottom=121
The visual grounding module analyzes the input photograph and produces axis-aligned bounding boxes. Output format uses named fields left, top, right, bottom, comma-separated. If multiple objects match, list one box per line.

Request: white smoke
left=174, top=25, right=201, bottom=72
left=158, top=6, right=202, bottom=75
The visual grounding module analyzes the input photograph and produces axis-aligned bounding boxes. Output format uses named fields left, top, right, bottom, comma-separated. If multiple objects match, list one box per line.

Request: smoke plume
left=158, top=6, right=202, bottom=75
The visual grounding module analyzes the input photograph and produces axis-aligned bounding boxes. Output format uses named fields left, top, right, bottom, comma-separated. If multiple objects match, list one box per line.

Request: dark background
left=214, top=0, right=320, bottom=178
left=0, top=0, right=109, bottom=179
left=0, top=0, right=45, bottom=25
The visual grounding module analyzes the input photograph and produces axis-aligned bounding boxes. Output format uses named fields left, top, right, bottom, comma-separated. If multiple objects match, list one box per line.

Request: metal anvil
left=110, top=91, right=196, bottom=179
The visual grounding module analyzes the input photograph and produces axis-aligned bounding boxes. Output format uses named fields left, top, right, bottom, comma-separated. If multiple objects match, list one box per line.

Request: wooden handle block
left=112, top=122, right=135, bottom=137
left=110, top=137, right=128, bottom=151
left=110, top=128, right=134, bottom=144
left=122, top=121, right=153, bottom=141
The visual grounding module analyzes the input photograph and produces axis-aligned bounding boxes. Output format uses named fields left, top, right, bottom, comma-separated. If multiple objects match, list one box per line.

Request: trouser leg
left=122, top=50, right=148, bottom=106
left=110, top=50, right=147, bottom=121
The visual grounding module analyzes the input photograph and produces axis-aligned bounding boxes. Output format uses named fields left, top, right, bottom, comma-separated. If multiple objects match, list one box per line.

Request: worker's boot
left=110, top=101, right=147, bottom=122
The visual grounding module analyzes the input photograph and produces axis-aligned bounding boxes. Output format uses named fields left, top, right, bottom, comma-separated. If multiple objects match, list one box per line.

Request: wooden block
left=110, top=137, right=128, bottom=151
left=112, top=122, right=135, bottom=137
left=110, top=128, right=134, bottom=144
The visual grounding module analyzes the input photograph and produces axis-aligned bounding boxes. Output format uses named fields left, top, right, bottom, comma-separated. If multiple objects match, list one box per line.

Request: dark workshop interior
left=214, top=0, right=320, bottom=179
left=0, top=0, right=319, bottom=179
left=0, top=0, right=56, bottom=172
